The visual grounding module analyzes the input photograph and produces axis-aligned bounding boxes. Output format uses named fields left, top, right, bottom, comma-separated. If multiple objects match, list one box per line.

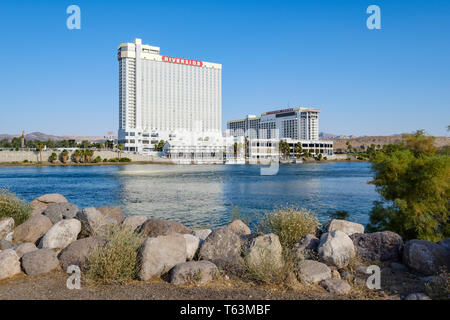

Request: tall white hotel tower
left=118, top=39, right=222, bottom=152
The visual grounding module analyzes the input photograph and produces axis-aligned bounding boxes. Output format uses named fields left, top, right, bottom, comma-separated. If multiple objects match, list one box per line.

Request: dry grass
left=257, top=207, right=320, bottom=249
left=85, top=225, right=144, bottom=284
left=425, top=269, right=450, bottom=300
left=0, top=188, right=31, bottom=226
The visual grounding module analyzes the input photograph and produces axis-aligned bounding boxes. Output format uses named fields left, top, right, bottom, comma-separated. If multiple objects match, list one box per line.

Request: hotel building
left=118, top=39, right=222, bottom=152
left=227, top=107, right=333, bottom=159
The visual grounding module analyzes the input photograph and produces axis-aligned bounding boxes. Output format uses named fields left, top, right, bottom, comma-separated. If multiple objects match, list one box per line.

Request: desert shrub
left=85, top=225, right=144, bottom=284
left=257, top=207, right=319, bottom=249
left=0, top=189, right=31, bottom=225
left=425, top=269, right=450, bottom=300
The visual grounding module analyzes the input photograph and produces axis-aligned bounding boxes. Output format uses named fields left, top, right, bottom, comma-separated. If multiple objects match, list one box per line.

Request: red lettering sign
left=266, top=108, right=294, bottom=115
left=162, top=56, right=203, bottom=67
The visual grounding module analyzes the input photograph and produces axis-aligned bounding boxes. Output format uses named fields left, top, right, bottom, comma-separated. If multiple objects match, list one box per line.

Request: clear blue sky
left=0, top=0, right=449, bottom=137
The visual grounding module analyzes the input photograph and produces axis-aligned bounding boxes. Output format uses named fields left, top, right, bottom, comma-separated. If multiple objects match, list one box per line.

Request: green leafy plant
left=0, top=188, right=31, bottom=226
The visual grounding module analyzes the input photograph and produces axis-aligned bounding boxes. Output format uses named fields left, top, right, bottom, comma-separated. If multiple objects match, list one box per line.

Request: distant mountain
left=319, top=132, right=358, bottom=139
left=0, top=132, right=117, bottom=143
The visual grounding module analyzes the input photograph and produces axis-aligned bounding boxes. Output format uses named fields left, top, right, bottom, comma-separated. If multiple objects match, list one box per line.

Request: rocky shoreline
left=1, top=193, right=449, bottom=300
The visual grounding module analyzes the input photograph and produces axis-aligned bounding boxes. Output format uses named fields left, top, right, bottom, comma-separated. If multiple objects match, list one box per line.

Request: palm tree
left=117, top=144, right=124, bottom=160
left=294, top=142, right=303, bottom=159
left=50, top=152, right=57, bottom=163
left=35, top=142, right=44, bottom=162
left=61, top=149, right=69, bottom=163
left=73, top=149, right=81, bottom=163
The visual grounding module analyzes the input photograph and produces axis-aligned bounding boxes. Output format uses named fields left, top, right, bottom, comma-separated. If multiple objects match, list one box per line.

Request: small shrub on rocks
left=425, top=269, right=450, bottom=300
left=0, top=188, right=31, bottom=225
left=85, top=225, right=144, bottom=284
left=257, top=207, right=320, bottom=249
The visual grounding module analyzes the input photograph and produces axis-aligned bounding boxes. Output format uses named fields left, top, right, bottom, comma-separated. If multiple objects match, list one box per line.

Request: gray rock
left=318, top=230, right=355, bottom=268
left=296, top=260, right=331, bottom=284
left=0, top=239, right=12, bottom=250
left=390, top=262, right=408, bottom=272
left=21, top=249, right=60, bottom=276
left=183, top=234, right=200, bottom=260
left=76, top=207, right=116, bottom=237
left=192, top=229, right=212, bottom=241
left=13, top=214, right=53, bottom=244
left=244, top=233, right=283, bottom=269
left=437, top=238, right=450, bottom=252
left=139, top=219, right=192, bottom=238
left=293, top=234, right=319, bottom=260
left=43, top=203, right=79, bottom=223
left=0, top=249, right=21, bottom=280
left=404, top=293, right=432, bottom=300
left=403, top=240, right=450, bottom=276
left=39, top=219, right=81, bottom=251
left=350, top=231, right=403, bottom=262
left=198, top=227, right=243, bottom=271
left=327, top=219, right=364, bottom=236
left=170, top=261, right=219, bottom=285
left=122, top=215, right=148, bottom=232
left=58, top=237, right=107, bottom=271
left=30, top=193, right=68, bottom=213
left=225, top=220, right=251, bottom=236
left=14, top=243, right=38, bottom=258
left=0, top=218, right=14, bottom=239
left=139, top=234, right=186, bottom=280
left=321, top=278, right=351, bottom=295
left=97, top=206, right=124, bottom=224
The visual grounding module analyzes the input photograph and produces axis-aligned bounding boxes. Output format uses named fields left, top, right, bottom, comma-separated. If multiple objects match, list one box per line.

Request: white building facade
left=118, top=39, right=222, bottom=153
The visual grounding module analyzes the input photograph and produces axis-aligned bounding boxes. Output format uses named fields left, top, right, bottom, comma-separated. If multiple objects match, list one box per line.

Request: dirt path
left=0, top=270, right=372, bottom=300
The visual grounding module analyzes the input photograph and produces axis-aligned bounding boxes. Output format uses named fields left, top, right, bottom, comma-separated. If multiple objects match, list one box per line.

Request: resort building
left=227, top=107, right=333, bottom=158
left=118, top=38, right=222, bottom=153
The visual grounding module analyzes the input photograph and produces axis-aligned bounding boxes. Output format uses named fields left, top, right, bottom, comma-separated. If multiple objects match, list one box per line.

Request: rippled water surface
left=0, top=162, right=380, bottom=228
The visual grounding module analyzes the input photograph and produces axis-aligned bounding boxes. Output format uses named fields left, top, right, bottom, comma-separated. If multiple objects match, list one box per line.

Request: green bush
left=257, top=207, right=319, bottom=249
left=85, top=225, right=144, bottom=284
left=0, top=189, right=31, bottom=225
left=119, top=157, right=132, bottom=162
left=92, top=156, right=102, bottom=163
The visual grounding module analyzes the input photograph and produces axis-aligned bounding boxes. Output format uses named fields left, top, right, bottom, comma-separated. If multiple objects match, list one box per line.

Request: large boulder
left=296, top=260, right=331, bottom=284
left=30, top=193, right=68, bottom=214
left=321, top=278, right=351, bottom=295
left=244, top=233, right=283, bottom=269
left=318, top=230, right=355, bottom=268
left=225, top=220, right=251, bottom=236
left=14, top=243, right=38, bottom=258
left=183, top=234, right=200, bottom=260
left=0, top=240, right=12, bottom=250
left=139, top=219, right=192, bottom=238
left=39, top=219, right=81, bottom=251
left=293, top=234, right=320, bottom=260
left=43, top=203, right=79, bottom=224
left=0, top=249, right=21, bottom=280
left=76, top=208, right=117, bottom=237
left=437, top=238, right=450, bottom=252
left=139, top=234, right=186, bottom=280
left=170, top=261, right=219, bottom=285
left=58, top=237, right=107, bottom=272
left=21, top=249, right=60, bottom=276
left=327, top=219, right=364, bottom=236
left=403, top=240, right=450, bottom=276
left=0, top=218, right=14, bottom=239
left=350, top=231, right=403, bottom=262
left=97, top=206, right=124, bottom=224
left=122, top=215, right=148, bottom=232
left=198, top=227, right=243, bottom=271
left=192, top=229, right=212, bottom=241
left=13, top=214, right=52, bottom=244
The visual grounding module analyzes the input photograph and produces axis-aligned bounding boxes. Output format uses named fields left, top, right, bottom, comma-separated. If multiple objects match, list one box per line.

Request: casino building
left=118, top=39, right=222, bottom=153
left=227, top=107, right=333, bottom=159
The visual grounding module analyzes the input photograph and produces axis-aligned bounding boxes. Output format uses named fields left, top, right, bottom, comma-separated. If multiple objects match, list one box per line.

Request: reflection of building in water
left=116, top=165, right=227, bottom=227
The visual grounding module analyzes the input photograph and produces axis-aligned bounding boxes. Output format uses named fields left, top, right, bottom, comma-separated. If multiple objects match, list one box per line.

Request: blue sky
left=0, top=0, right=449, bottom=137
